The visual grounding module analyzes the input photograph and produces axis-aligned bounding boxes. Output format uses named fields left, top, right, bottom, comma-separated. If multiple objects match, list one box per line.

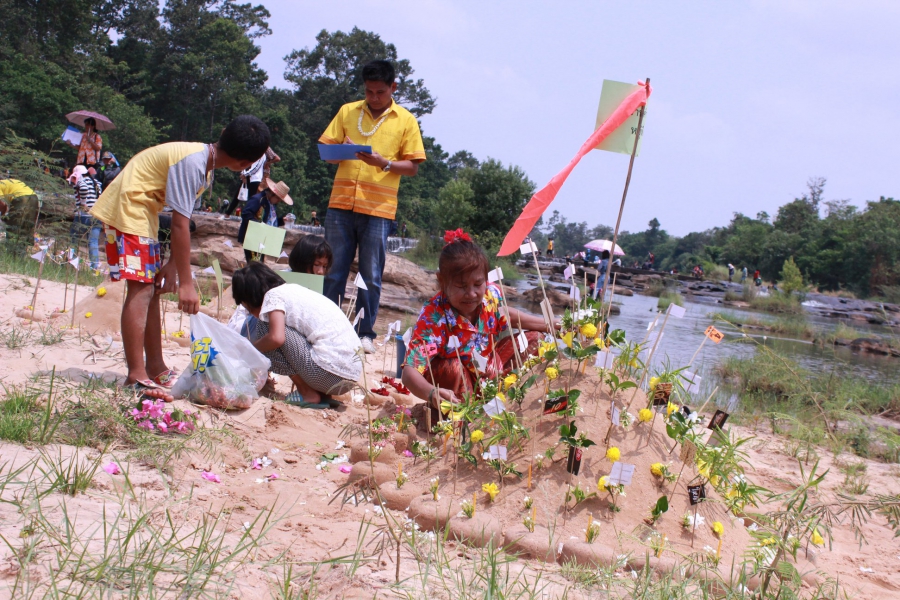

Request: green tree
left=779, top=256, right=805, bottom=296
left=456, top=158, right=535, bottom=249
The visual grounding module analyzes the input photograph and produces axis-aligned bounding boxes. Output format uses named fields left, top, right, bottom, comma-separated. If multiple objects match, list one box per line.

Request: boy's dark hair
left=218, top=115, right=271, bottom=162
left=232, top=261, right=284, bottom=309
left=289, top=234, right=333, bottom=274
left=362, top=60, right=395, bottom=85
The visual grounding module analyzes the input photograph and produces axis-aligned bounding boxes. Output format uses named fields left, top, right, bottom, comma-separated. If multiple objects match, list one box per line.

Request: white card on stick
left=668, top=304, right=686, bottom=319
left=516, top=331, right=528, bottom=353
left=563, top=265, right=574, bottom=279
left=488, top=445, right=508, bottom=460
left=473, top=351, right=488, bottom=373
left=352, top=307, right=365, bottom=326
left=354, top=272, right=368, bottom=290
left=402, top=327, right=412, bottom=348
left=487, top=267, right=504, bottom=282
left=568, top=285, right=581, bottom=301
left=447, top=335, right=461, bottom=350
left=595, top=350, right=614, bottom=369
left=608, top=462, right=635, bottom=486
left=483, top=397, right=506, bottom=417
left=610, top=404, right=620, bottom=426
left=519, top=241, right=537, bottom=255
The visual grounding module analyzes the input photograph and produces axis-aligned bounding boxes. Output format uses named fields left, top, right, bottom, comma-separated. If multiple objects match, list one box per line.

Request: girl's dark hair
left=437, top=238, right=489, bottom=289
left=232, top=261, right=284, bottom=309
left=218, top=115, right=271, bottom=162
left=84, top=117, right=96, bottom=127
left=288, top=235, right=332, bottom=274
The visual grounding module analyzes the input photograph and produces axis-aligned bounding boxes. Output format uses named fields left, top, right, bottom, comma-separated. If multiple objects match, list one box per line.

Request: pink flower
left=174, top=421, right=192, bottom=433
left=339, top=464, right=352, bottom=473
left=251, top=459, right=262, bottom=470
left=103, top=462, right=121, bottom=475
left=157, top=421, right=169, bottom=433
left=201, top=471, right=221, bottom=483
left=268, top=473, right=279, bottom=480
left=403, top=450, right=414, bottom=457
left=138, top=420, right=154, bottom=430
left=147, top=403, right=164, bottom=419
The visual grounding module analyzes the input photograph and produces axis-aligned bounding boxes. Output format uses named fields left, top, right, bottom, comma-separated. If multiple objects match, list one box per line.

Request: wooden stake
left=63, top=260, right=71, bottom=310
left=596, top=79, right=649, bottom=311
left=687, top=336, right=708, bottom=369
left=30, top=255, right=46, bottom=322
left=527, top=463, right=532, bottom=490
left=70, top=261, right=79, bottom=329
left=473, top=492, right=477, bottom=517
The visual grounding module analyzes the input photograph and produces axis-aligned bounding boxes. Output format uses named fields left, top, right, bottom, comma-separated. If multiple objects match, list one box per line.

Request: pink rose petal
left=403, top=450, right=414, bottom=457
left=201, top=471, right=221, bottom=483
left=339, top=464, right=352, bottom=473
left=103, top=462, right=121, bottom=475
left=268, top=472, right=279, bottom=480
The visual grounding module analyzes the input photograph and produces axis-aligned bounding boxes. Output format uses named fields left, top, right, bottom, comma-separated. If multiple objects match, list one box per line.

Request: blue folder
left=318, top=144, right=373, bottom=161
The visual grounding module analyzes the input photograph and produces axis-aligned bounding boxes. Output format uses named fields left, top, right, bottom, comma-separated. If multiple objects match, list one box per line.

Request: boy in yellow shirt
left=91, top=115, right=270, bottom=399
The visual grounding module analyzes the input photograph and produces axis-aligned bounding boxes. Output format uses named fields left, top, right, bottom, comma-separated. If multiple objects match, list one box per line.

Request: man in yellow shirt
left=90, top=115, right=270, bottom=398
left=319, top=60, right=426, bottom=352
left=0, top=178, right=37, bottom=243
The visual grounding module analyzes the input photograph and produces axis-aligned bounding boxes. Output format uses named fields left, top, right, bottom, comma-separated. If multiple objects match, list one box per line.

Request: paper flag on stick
left=563, top=265, right=574, bottom=279
left=498, top=80, right=652, bottom=255
left=391, top=319, right=401, bottom=331
left=488, top=445, right=508, bottom=460
left=668, top=304, right=686, bottom=319
left=540, top=298, right=555, bottom=330
left=211, top=259, right=224, bottom=298
left=447, top=335, right=461, bottom=350
left=473, top=351, right=488, bottom=373
left=68, top=257, right=80, bottom=269
left=610, top=404, right=621, bottom=426
left=595, top=350, right=614, bottom=369
left=224, top=240, right=234, bottom=248
left=516, top=331, right=528, bottom=353
left=280, top=251, right=289, bottom=259
left=202, top=266, right=215, bottom=274
left=487, top=267, right=504, bottom=282
left=402, top=327, right=412, bottom=348
left=352, top=308, right=365, bottom=326
left=519, top=241, right=537, bottom=255
left=30, top=250, right=45, bottom=263
left=608, top=462, right=635, bottom=486
left=354, top=272, right=368, bottom=290
left=243, top=221, right=286, bottom=257
left=568, top=285, right=581, bottom=301
left=483, top=397, right=506, bottom=418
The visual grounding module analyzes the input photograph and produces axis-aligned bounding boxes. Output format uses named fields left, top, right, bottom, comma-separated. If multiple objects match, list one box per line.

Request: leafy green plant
left=559, top=422, right=596, bottom=450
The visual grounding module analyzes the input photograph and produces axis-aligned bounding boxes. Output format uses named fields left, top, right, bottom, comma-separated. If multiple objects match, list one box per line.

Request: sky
left=253, top=1, right=900, bottom=236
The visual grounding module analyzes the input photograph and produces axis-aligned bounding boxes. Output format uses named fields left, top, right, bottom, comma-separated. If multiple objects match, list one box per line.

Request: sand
left=1, top=272, right=899, bottom=598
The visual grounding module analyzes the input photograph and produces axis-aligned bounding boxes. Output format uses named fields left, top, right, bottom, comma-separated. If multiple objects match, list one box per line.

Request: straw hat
left=264, top=177, right=293, bottom=205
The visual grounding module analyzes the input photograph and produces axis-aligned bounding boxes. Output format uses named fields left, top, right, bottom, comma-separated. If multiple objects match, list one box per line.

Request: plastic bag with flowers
left=171, top=313, right=270, bottom=410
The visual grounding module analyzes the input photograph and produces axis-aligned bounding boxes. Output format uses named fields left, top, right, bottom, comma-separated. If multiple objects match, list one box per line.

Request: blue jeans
left=324, top=208, right=391, bottom=340
left=70, top=215, right=102, bottom=270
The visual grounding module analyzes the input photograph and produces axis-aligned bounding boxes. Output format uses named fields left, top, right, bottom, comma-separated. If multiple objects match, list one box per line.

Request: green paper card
left=594, top=79, right=646, bottom=156
left=211, top=258, right=224, bottom=298
left=243, top=221, right=286, bottom=258
left=278, top=271, right=324, bottom=294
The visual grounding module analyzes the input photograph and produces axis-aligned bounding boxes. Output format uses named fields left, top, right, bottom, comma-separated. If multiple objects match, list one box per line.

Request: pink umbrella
left=584, top=239, right=625, bottom=255
left=65, top=110, right=116, bottom=131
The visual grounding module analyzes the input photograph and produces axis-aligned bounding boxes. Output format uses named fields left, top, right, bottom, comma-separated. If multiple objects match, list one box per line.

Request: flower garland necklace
left=358, top=104, right=390, bottom=137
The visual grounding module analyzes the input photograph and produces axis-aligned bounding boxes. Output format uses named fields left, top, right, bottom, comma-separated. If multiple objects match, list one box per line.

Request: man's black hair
left=232, top=261, right=284, bottom=309
left=288, top=234, right=333, bottom=274
left=362, top=60, right=395, bottom=85
left=218, top=115, right=271, bottom=162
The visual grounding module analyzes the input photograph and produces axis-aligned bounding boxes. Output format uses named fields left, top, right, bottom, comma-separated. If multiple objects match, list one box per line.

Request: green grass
left=709, top=311, right=815, bottom=339
left=0, top=246, right=106, bottom=288
left=716, top=349, right=900, bottom=460
left=749, top=291, right=804, bottom=314
left=657, top=290, right=684, bottom=311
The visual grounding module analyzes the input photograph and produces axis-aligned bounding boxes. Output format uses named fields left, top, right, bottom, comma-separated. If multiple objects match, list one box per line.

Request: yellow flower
left=495, top=392, right=506, bottom=402
left=440, top=401, right=452, bottom=415
left=482, top=482, right=499, bottom=501
left=726, top=487, right=739, bottom=499
left=638, top=408, right=653, bottom=422
left=561, top=331, right=574, bottom=348
left=545, top=367, right=559, bottom=381
left=811, top=529, right=824, bottom=546
left=470, top=430, right=484, bottom=444
left=606, top=447, right=621, bottom=462
left=580, top=323, right=597, bottom=338
left=173, top=330, right=185, bottom=338
left=597, top=476, right=609, bottom=492
left=710, top=475, right=721, bottom=487
left=503, top=374, right=517, bottom=389
left=85, top=312, right=93, bottom=318
left=96, top=287, right=107, bottom=297
left=594, top=337, right=605, bottom=348
left=650, top=462, right=663, bottom=477
left=697, top=459, right=711, bottom=479
left=712, top=521, right=724, bottom=538
left=538, top=346, right=546, bottom=358
left=666, top=402, right=678, bottom=417
left=649, top=376, right=660, bottom=391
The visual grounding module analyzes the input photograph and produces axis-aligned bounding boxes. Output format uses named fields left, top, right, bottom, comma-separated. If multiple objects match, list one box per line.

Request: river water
left=512, top=277, right=899, bottom=400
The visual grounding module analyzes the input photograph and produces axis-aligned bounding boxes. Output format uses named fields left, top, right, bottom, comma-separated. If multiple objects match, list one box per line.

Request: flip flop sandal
left=151, top=369, right=178, bottom=388
left=124, top=380, right=174, bottom=403
left=284, top=391, right=328, bottom=409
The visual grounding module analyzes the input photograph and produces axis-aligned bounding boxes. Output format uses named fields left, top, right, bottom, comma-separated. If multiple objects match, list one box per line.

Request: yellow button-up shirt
left=319, top=100, right=425, bottom=220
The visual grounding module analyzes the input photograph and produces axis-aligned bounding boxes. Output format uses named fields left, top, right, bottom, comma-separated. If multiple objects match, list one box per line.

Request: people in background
left=100, top=151, right=121, bottom=187
left=237, top=178, right=293, bottom=264
left=741, top=266, right=748, bottom=283
left=546, top=237, right=554, bottom=257
left=73, top=118, right=103, bottom=169
left=319, top=59, right=425, bottom=354
left=68, top=165, right=103, bottom=270
left=309, top=210, right=320, bottom=227
left=727, top=263, right=735, bottom=282
left=289, top=234, right=333, bottom=276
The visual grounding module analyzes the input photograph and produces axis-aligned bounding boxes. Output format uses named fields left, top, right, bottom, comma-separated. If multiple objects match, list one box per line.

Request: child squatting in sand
left=231, top=261, right=361, bottom=408
left=401, top=229, right=560, bottom=421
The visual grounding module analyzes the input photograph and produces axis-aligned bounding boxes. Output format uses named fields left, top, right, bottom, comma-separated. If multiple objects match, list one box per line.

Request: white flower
left=334, top=440, right=346, bottom=450
left=372, top=505, right=384, bottom=516
left=703, top=545, right=715, bottom=555
left=686, top=412, right=701, bottom=425
left=748, top=523, right=759, bottom=532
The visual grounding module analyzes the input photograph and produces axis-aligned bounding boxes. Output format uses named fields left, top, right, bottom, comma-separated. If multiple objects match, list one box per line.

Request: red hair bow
left=443, top=228, right=472, bottom=245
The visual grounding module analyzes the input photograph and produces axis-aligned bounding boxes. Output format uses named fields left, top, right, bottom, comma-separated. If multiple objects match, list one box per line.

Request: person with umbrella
left=65, top=110, right=115, bottom=170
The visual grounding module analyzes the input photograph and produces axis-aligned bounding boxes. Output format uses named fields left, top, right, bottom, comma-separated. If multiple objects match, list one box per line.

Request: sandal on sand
left=284, top=391, right=328, bottom=409
left=322, top=396, right=342, bottom=409
left=124, top=380, right=174, bottom=403
left=152, top=369, right=179, bottom=388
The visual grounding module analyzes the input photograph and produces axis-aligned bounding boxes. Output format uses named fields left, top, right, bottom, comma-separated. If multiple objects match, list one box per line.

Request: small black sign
left=688, top=484, right=706, bottom=505
left=652, top=382, right=673, bottom=406
left=707, top=410, right=730, bottom=430
left=566, top=447, right=583, bottom=476
left=544, top=396, right=568, bottom=415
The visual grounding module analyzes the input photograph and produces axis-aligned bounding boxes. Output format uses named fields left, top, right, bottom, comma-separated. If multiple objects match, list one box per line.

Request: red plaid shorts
left=105, top=227, right=161, bottom=284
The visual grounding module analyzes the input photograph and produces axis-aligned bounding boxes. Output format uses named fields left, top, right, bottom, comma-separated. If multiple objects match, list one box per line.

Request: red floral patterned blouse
left=405, top=283, right=508, bottom=375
